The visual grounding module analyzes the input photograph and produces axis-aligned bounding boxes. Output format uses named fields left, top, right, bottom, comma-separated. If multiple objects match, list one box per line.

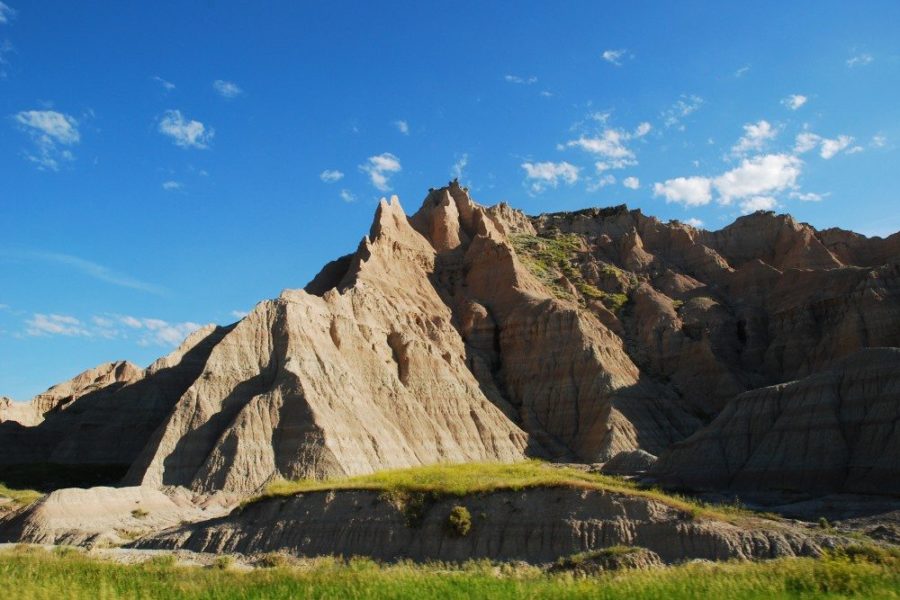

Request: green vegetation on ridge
left=509, top=233, right=630, bottom=312
left=253, top=461, right=776, bottom=524
left=1, top=545, right=898, bottom=600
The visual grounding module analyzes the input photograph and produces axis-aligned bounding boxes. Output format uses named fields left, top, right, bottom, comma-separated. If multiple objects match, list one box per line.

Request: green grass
left=1, top=546, right=898, bottom=599
left=251, top=461, right=778, bottom=524
left=0, top=481, right=42, bottom=507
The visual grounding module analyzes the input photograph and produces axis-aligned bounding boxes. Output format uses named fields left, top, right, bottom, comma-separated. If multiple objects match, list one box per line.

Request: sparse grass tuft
left=131, top=508, right=149, bottom=519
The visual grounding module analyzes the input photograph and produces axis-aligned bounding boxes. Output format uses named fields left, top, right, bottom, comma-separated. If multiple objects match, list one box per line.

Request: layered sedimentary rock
left=651, top=348, right=900, bottom=494
left=136, top=487, right=832, bottom=564
left=1, top=181, right=897, bottom=497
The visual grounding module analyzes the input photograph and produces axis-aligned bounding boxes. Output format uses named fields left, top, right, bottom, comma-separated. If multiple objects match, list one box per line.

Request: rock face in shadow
left=136, top=487, right=832, bottom=564
left=651, top=348, right=900, bottom=495
left=1, top=182, right=897, bottom=497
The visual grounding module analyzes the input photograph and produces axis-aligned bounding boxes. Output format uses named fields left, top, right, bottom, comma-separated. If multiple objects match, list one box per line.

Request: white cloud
left=731, top=120, right=777, bottom=155
left=504, top=74, right=537, bottom=85
left=794, top=131, right=821, bottom=154
left=789, top=191, right=826, bottom=202
left=653, top=176, right=713, bottom=206
left=781, top=94, right=807, bottom=110
left=0, top=2, right=15, bottom=24
left=564, top=129, right=636, bottom=169
left=451, top=153, right=468, bottom=180
left=846, top=53, right=873, bottom=68
left=339, top=189, right=356, bottom=203
left=739, top=196, right=778, bottom=214
left=685, top=217, right=704, bottom=228
left=634, top=122, right=652, bottom=137
left=539, top=90, right=553, bottom=97
left=13, top=109, right=80, bottom=170
left=230, top=310, right=248, bottom=319
left=622, top=176, right=640, bottom=190
left=871, top=134, right=887, bottom=148
left=662, top=94, right=703, bottom=129
left=393, top=120, right=409, bottom=135
left=212, top=79, right=243, bottom=98
left=360, top=152, right=402, bottom=191
left=117, top=315, right=202, bottom=346
left=820, top=135, right=854, bottom=159
left=162, top=180, right=182, bottom=191
left=159, top=110, right=213, bottom=149
left=320, top=169, right=344, bottom=183
left=521, top=161, right=579, bottom=193
left=714, top=153, right=801, bottom=204
left=26, top=314, right=89, bottom=337
left=601, top=49, right=628, bottom=66
left=153, top=75, right=175, bottom=91
left=587, top=174, right=616, bottom=191
left=734, top=65, right=751, bottom=78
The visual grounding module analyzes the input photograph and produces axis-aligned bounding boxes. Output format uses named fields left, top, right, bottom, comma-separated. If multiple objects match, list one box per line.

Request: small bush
left=143, top=554, right=177, bottom=569
left=257, top=552, right=292, bottom=568
left=447, top=505, right=472, bottom=537
left=212, top=555, right=235, bottom=570
left=131, top=508, right=149, bottom=519
left=818, top=516, right=830, bottom=529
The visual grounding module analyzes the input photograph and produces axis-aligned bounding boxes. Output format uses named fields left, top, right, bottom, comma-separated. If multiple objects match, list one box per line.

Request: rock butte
left=0, top=181, right=897, bottom=500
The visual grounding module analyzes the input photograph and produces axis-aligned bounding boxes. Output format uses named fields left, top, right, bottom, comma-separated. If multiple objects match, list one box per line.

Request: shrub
left=447, top=505, right=472, bottom=537
left=818, top=516, right=830, bottom=529
left=212, top=555, right=235, bottom=570
left=257, top=552, right=292, bottom=568
left=131, top=508, right=149, bottom=519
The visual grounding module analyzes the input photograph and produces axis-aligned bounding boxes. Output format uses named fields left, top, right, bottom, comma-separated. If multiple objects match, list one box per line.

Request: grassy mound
left=254, top=461, right=775, bottom=523
left=1, top=545, right=897, bottom=599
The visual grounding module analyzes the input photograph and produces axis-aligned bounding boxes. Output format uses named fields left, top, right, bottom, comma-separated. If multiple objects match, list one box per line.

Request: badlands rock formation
left=0, top=181, right=897, bottom=497
left=137, top=486, right=832, bottom=563
left=651, top=348, right=900, bottom=494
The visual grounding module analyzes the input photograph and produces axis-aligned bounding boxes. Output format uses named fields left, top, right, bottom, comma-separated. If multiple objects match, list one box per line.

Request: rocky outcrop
left=1, top=182, right=897, bottom=498
left=601, top=449, right=658, bottom=476
left=0, top=361, right=142, bottom=426
left=651, top=348, right=900, bottom=494
left=136, top=486, right=832, bottom=564
left=0, top=486, right=218, bottom=546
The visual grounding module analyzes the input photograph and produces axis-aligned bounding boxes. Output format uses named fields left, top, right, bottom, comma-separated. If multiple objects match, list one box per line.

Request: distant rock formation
left=1, top=181, right=897, bottom=496
left=651, top=348, right=900, bottom=494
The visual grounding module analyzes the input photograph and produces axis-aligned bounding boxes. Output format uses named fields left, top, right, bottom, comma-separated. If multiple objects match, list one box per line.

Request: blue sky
left=1, top=1, right=898, bottom=399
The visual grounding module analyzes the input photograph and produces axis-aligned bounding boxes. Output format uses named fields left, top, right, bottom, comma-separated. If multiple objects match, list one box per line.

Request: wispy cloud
left=213, top=79, right=243, bottom=98
left=451, top=153, right=468, bottom=180
left=846, top=53, right=873, bottom=68
left=563, top=128, right=637, bottom=170
left=504, top=74, right=537, bottom=85
left=521, top=161, right=579, bottom=193
left=794, top=131, right=856, bottom=159
left=162, top=180, right=182, bottom=191
left=360, top=153, right=401, bottom=191
left=393, top=120, right=409, bottom=135
left=319, top=169, right=344, bottom=183
left=734, top=65, right=751, bottom=78
left=13, top=109, right=80, bottom=170
left=159, top=109, right=213, bottom=149
left=26, top=314, right=89, bottom=337
left=152, top=75, right=175, bottom=91
left=230, top=310, right=248, bottom=319
left=0, top=2, right=15, bottom=24
left=601, top=49, right=629, bottom=66
left=339, top=189, right=356, bottom=203
left=2, top=250, right=166, bottom=294
left=661, top=94, right=703, bottom=129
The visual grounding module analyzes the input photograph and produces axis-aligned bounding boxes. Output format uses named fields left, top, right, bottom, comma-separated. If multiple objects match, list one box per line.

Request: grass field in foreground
left=255, top=460, right=777, bottom=523
left=1, top=546, right=898, bottom=600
